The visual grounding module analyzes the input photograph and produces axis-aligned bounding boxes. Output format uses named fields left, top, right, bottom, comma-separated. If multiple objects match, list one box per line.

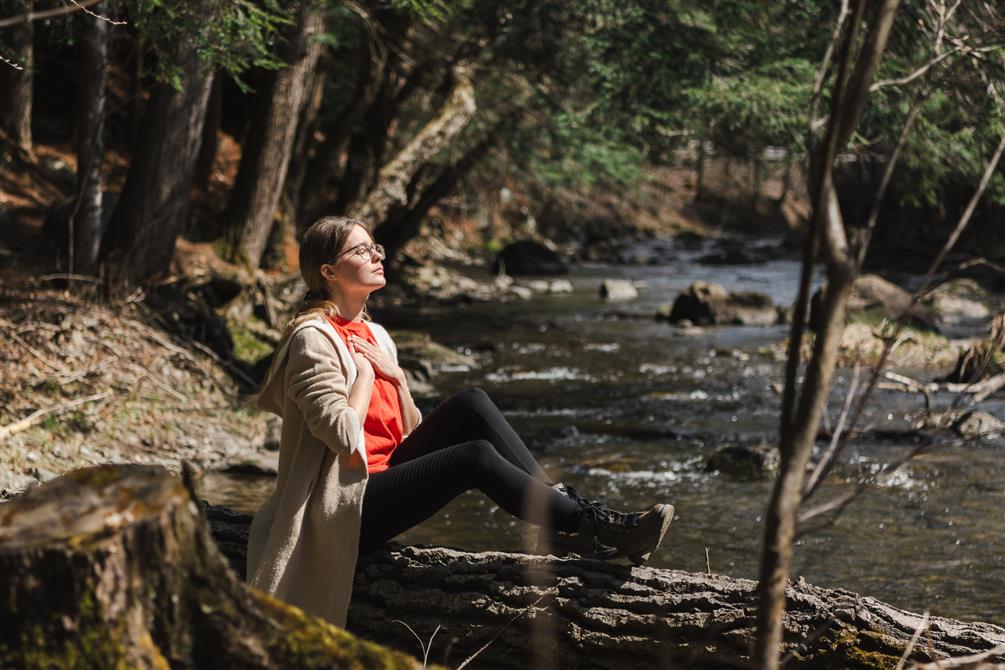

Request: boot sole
left=628, top=504, right=674, bottom=566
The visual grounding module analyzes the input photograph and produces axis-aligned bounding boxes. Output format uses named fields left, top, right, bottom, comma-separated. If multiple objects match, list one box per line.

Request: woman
left=246, top=216, right=674, bottom=626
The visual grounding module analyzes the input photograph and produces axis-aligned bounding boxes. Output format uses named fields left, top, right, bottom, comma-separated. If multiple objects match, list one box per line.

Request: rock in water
left=598, top=279, right=639, bottom=302
left=954, top=411, right=1005, bottom=439
left=667, top=282, right=777, bottom=326
left=810, top=274, right=938, bottom=333
left=705, top=444, right=779, bottom=478
left=492, top=240, right=569, bottom=276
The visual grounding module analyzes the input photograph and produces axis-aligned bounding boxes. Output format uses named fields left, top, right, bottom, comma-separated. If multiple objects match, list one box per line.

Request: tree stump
left=205, top=505, right=1005, bottom=669
left=0, top=465, right=418, bottom=669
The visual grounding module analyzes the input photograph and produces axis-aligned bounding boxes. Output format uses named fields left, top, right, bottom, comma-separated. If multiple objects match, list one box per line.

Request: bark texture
left=227, top=1, right=325, bottom=268
left=205, top=504, right=1005, bottom=670
left=71, top=6, right=108, bottom=274
left=0, top=465, right=419, bottom=669
left=103, top=32, right=215, bottom=283
left=0, top=0, right=33, bottom=151
left=349, top=65, right=476, bottom=227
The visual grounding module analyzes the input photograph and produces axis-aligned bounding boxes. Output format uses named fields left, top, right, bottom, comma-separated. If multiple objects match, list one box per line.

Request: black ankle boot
left=537, top=484, right=675, bottom=566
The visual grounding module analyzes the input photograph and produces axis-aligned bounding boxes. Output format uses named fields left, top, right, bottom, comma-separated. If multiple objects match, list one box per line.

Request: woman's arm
left=392, top=375, right=421, bottom=435
left=285, top=328, right=367, bottom=457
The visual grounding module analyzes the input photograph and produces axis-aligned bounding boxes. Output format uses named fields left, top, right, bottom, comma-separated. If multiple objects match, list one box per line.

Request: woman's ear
left=320, top=263, right=337, bottom=281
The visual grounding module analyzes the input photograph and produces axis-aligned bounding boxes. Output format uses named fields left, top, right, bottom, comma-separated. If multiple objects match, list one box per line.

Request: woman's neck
left=331, top=292, right=368, bottom=322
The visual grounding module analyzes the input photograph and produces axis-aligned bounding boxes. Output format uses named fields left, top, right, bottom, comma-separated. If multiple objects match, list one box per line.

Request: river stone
left=509, top=285, right=534, bottom=300
left=953, top=411, right=1005, bottom=439
left=525, top=279, right=551, bottom=293
left=705, top=444, right=779, bottom=478
left=811, top=274, right=938, bottom=333
left=548, top=279, right=574, bottom=294
left=667, top=282, right=777, bottom=326
left=598, top=279, right=638, bottom=302
left=924, top=278, right=991, bottom=325
left=492, top=240, right=569, bottom=276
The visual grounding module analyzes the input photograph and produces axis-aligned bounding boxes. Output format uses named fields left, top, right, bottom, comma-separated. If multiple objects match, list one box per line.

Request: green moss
left=847, top=310, right=948, bottom=348
left=0, top=585, right=134, bottom=670
left=815, top=628, right=904, bottom=670
left=253, top=591, right=425, bottom=669
left=228, top=318, right=274, bottom=365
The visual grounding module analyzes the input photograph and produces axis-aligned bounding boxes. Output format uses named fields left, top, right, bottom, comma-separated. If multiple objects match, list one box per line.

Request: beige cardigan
left=246, top=315, right=398, bottom=627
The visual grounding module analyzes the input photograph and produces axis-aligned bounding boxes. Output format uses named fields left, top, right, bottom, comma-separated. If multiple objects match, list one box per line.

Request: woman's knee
left=446, top=386, right=494, bottom=414
left=457, top=439, right=499, bottom=474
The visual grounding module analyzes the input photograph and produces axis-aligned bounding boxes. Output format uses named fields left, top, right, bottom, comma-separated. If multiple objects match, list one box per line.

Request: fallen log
left=3, top=465, right=1004, bottom=669
left=206, top=506, right=1005, bottom=669
left=0, top=465, right=418, bottom=669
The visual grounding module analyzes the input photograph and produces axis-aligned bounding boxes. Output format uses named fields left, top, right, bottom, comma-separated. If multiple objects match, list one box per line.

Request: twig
left=68, top=0, right=126, bottom=25
left=392, top=620, right=440, bottom=668
left=456, top=594, right=548, bottom=670
left=39, top=273, right=104, bottom=285
left=972, top=372, right=1005, bottom=403
left=870, top=45, right=963, bottom=91
left=0, top=391, right=112, bottom=441
left=123, top=362, right=187, bottom=404
left=896, top=611, right=930, bottom=670
left=3, top=329, right=69, bottom=374
left=58, top=355, right=118, bottom=385
left=705, top=547, right=711, bottom=575
left=0, top=0, right=101, bottom=28
left=804, top=361, right=861, bottom=498
left=908, top=644, right=1005, bottom=669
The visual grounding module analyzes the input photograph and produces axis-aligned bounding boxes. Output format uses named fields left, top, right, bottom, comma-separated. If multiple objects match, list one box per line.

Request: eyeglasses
left=338, top=243, right=385, bottom=261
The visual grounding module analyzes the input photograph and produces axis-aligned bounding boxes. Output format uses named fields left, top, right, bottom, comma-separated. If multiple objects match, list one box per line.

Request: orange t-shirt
left=327, top=316, right=403, bottom=473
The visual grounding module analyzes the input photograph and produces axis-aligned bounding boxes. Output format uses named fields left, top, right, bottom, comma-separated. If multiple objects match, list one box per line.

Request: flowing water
left=203, top=237, right=1005, bottom=625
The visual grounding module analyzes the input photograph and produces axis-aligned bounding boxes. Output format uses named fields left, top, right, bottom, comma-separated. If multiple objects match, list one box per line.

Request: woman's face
left=321, top=224, right=385, bottom=296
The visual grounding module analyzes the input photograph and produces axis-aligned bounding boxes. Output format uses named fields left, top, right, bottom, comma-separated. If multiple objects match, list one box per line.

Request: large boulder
left=663, top=282, right=778, bottom=326
left=811, top=274, right=939, bottom=333
left=492, top=240, right=569, bottom=276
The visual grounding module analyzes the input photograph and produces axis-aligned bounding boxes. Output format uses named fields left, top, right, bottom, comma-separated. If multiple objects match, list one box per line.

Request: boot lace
left=564, top=485, right=641, bottom=530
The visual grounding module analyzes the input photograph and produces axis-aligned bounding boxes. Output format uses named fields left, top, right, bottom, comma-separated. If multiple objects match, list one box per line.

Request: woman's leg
left=389, top=387, right=552, bottom=483
left=359, top=439, right=581, bottom=548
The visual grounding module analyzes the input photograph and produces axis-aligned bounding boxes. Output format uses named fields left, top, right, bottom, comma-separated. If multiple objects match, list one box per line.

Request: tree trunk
left=202, top=503, right=1005, bottom=669
left=281, top=60, right=326, bottom=231
left=350, top=64, right=476, bottom=227
left=0, top=465, right=419, bottom=669
left=103, top=39, right=215, bottom=284
left=0, top=0, right=33, bottom=152
left=70, top=5, right=108, bottom=275
left=373, top=120, right=503, bottom=263
left=296, top=50, right=383, bottom=230
left=225, top=1, right=325, bottom=268
left=194, top=74, right=223, bottom=193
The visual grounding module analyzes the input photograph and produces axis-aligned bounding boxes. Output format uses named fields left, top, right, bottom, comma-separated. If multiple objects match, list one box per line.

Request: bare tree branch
left=0, top=0, right=100, bottom=29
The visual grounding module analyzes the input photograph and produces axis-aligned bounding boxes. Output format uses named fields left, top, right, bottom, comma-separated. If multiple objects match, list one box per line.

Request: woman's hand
left=349, top=344, right=375, bottom=382
left=349, top=336, right=405, bottom=386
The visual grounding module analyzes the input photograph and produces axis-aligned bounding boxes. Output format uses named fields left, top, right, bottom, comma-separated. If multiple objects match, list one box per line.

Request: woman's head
left=299, top=216, right=385, bottom=303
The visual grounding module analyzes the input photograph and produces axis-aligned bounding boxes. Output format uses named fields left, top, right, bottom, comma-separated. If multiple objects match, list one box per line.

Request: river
left=203, top=236, right=1005, bottom=625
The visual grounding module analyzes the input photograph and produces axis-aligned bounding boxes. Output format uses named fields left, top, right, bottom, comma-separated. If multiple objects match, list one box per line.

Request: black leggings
left=359, top=387, right=582, bottom=548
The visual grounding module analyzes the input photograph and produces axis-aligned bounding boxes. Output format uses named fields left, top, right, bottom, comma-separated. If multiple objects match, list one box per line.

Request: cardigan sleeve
left=284, top=328, right=362, bottom=457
